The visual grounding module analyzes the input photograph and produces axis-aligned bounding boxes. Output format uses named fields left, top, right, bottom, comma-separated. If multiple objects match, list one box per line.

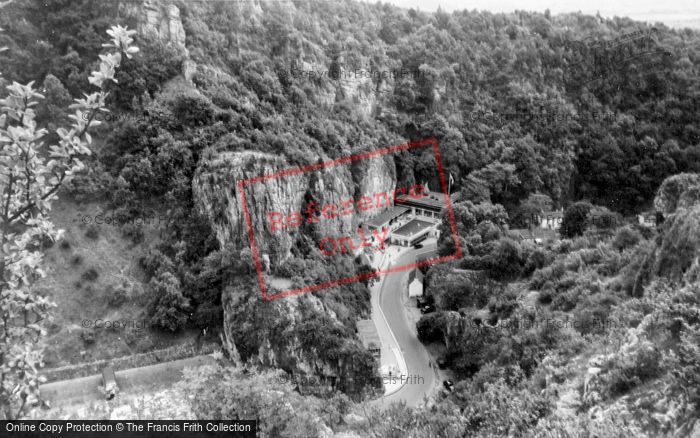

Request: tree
left=36, top=74, right=71, bottom=129
left=560, top=201, right=593, bottom=238
left=178, top=364, right=350, bottom=437
left=0, top=25, right=137, bottom=419
left=516, top=193, right=553, bottom=228
left=147, top=271, right=191, bottom=332
left=612, top=226, right=642, bottom=252
left=487, top=238, right=526, bottom=280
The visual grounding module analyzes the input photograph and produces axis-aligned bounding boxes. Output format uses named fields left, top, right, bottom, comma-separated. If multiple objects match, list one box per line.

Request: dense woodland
left=1, top=0, right=699, bottom=435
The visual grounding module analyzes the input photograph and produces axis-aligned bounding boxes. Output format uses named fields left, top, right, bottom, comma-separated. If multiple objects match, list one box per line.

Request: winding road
left=372, top=242, right=440, bottom=408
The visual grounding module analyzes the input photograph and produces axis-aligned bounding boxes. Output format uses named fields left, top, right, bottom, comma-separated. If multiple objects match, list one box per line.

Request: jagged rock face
left=634, top=204, right=700, bottom=295
left=653, top=173, right=700, bottom=216
left=193, top=150, right=396, bottom=264
left=352, top=154, right=397, bottom=218
left=633, top=176, right=700, bottom=296
left=193, top=151, right=305, bottom=264
left=222, top=280, right=360, bottom=394
left=182, top=59, right=197, bottom=82
left=335, top=65, right=380, bottom=117
left=141, top=1, right=187, bottom=51
left=122, top=1, right=194, bottom=80
left=653, top=204, right=700, bottom=280
left=291, top=59, right=393, bottom=116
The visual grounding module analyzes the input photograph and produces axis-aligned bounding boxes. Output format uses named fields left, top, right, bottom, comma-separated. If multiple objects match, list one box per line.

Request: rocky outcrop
left=141, top=1, right=187, bottom=52
left=633, top=203, right=700, bottom=295
left=122, top=0, right=195, bottom=81
left=290, top=60, right=392, bottom=116
left=632, top=174, right=700, bottom=296
left=222, top=278, right=372, bottom=396
left=653, top=173, right=700, bottom=216
left=193, top=149, right=396, bottom=265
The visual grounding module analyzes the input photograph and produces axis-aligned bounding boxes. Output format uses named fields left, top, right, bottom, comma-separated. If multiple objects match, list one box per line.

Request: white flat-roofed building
left=364, top=206, right=411, bottom=233
left=396, top=190, right=454, bottom=219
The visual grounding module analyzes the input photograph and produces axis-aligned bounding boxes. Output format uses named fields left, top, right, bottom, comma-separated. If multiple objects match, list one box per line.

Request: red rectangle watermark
left=237, top=137, right=463, bottom=301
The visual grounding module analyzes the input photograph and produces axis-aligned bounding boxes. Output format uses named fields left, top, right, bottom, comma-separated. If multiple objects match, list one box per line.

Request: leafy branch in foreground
left=0, top=25, right=137, bottom=419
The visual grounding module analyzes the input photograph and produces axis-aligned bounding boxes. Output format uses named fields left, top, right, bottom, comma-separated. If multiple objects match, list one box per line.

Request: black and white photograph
left=0, top=0, right=699, bottom=436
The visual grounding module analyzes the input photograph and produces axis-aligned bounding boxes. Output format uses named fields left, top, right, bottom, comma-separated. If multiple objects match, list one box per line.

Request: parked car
left=101, top=366, right=118, bottom=400
left=443, top=379, right=454, bottom=391
left=420, top=304, right=435, bottom=314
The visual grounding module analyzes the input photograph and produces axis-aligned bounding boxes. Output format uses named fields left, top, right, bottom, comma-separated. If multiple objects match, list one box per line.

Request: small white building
left=539, top=210, right=564, bottom=230
left=408, top=269, right=424, bottom=297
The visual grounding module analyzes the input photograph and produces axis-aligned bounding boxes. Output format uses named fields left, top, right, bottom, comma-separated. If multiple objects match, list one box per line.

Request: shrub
left=124, top=326, right=145, bottom=347
left=80, top=329, right=96, bottom=345
left=599, top=342, right=663, bottom=398
left=107, top=283, right=130, bottom=307
left=550, top=287, right=581, bottom=311
left=37, top=234, right=55, bottom=250
left=70, top=254, right=83, bottom=266
left=530, top=260, right=566, bottom=290
left=612, top=226, right=642, bottom=252
left=59, top=240, right=71, bottom=250
left=523, top=247, right=553, bottom=276
left=42, top=347, right=60, bottom=366
left=170, top=93, right=214, bottom=127
left=108, top=36, right=184, bottom=111
left=132, top=335, right=156, bottom=352
left=561, top=202, right=593, bottom=238
left=81, top=268, right=99, bottom=282
left=140, top=249, right=175, bottom=278
left=537, top=289, right=553, bottom=305
left=192, top=302, right=222, bottom=329
left=487, top=290, right=518, bottom=320
left=121, top=222, right=144, bottom=244
left=417, top=313, right=444, bottom=344
left=147, top=271, right=191, bottom=332
left=487, top=238, right=526, bottom=280
left=457, top=376, right=551, bottom=435
left=85, top=224, right=99, bottom=240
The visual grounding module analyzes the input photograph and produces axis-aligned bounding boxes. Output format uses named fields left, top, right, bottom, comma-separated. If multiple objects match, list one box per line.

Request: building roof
left=357, top=320, right=381, bottom=351
left=408, top=268, right=424, bottom=284
left=397, top=190, right=451, bottom=211
left=366, top=206, right=409, bottom=228
left=392, top=218, right=434, bottom=237
left=542, top=210, right=564, bottom=218
left=408, top=269, right=424, bottom=297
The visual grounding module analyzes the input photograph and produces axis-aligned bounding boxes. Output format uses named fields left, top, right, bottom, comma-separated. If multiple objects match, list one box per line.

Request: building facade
left=360, top=189, right=456, bottom=247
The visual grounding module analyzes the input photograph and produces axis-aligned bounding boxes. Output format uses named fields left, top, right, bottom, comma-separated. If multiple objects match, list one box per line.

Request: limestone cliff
left=121, top=0, right=195, bottom=81
left=192, top=136, right=395, bottom=398
left=633, top=174, right=700, bottom=295
left=192, top=149, right=396, bottom=265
